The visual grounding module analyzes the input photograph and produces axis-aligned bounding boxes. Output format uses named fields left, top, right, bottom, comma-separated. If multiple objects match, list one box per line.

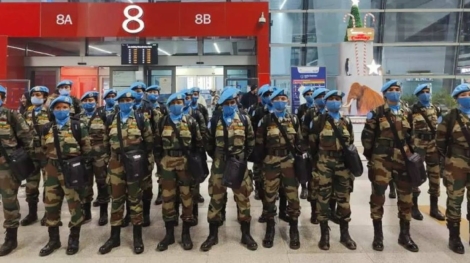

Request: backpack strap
left=105, top=113, right=116, bottom=128
left=158, top=115, right=168, bottom=136
left=70, top=119, right=82, bottom=145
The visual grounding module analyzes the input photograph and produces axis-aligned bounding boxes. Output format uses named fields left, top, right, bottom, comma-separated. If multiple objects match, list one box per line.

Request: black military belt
left=321, top=151, right=343, bottom=157
left=415, top=133, right=434, bottom=141
left=376, top=139, right=404, bottom=148
left=166, top=150, right=184, bottom=157
left=269, top=149, right=289, bottom=157
left=451, top=146, right=470, bottom=157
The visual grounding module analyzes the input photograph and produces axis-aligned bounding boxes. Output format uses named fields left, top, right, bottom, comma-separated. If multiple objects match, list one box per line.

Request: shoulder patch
left=366, top=111, right=374, bottom=120
left=438, top=116, right=443, bottom=124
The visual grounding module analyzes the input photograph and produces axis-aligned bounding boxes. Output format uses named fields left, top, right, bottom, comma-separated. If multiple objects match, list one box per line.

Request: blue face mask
left=59, top=89, right=70, bottom=96
left=147, top=94, right=158, bottom=103
left=315, top=98, right=325, bottom=108
left=53, top=110, right=70, bottom=122
left=119, top=102, right=133, bottom=114
left=418, top=93, right=431, bottom=106
left=105, top=98, right=115, bottom=107
left=191, top=96, right=199, bottom=105
left=184, top=99, right=191, bottom=107
left=134, top=92, right=143, bottom=101
left=273, top=101, right=287, bottom=112
left=169, top=104, right=184, bottom=116
left=326, top=100, right=342, bottom=113
left=82, top=102, right=96, bottom=112
left=261, top=96, right=271, bottom=106
left=458, top=97, right=470, bottom=109
left=222, top=105, right=237, bottom=117
left=385, top=91, right=401, bottom=102
left=305, top=95, right=314, bottom=105
left=31, top=97, right=44, bottom=106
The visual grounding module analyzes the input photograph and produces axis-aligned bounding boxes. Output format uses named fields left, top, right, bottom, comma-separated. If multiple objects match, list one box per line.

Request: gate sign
left=291, top=66, right=327, bottom=114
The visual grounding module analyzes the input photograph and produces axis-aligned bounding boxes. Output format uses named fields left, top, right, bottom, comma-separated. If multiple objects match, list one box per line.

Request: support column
left=257, top=10, right=270, bottom=86
left=0, top=36, right=7, bottom=80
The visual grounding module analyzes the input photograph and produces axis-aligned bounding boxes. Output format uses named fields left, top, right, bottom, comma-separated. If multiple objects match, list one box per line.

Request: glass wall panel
left=308, top=0, right=383, bottom=9
left=269, top=0, right=304, bottom=10
left=271, top=46, right=302, bottom=76
left=12, top=39, right=81, bottom=56
left=386, top=0, right=460, bottom=9
left=382, top=46, right=456, bottom=75
left=383, top=12, right=458, bottom=42
left=306, top=46, right=339, bottom=75
left=271, top=12, right=304, bottom=44
left=307, top=12, right=380, bottom=43
left=87, top=37, right=140, bottom=56
left=203, top=37, right=256, bottom=55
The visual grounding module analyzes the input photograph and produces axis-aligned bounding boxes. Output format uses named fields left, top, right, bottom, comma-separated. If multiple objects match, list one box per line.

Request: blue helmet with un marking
left=80, top=91, right=99, bottom=101
left=312, top=88, right=329, bottom=99
left=56, top=80, right=73, bottom=89
left=323, top=90, right=345, bottom=101
left=257, top=84, right=271, bottom=96
left=381, top=80, right=401, bottom=93
left=0, top=85, right=6, bottom=95
left=103, top=89, right=117, bottom=99
left=413, top=83, right=431, bottom=96
left=166, top=92, right=185, bottom=107
left=130, top=81, right=147, bottom=90
left=50, top=95, right=72, bottom=110
left=30, top=86, right=49, bottom=96
left=115, top=89, right=137, bottom=101
left=451, top=84, right=470, bottom=98
left=218, top=88, right=238, bottom=105
left=269, top=87, right=286, bottom=101
left=146, top=85, right=161, bottom=92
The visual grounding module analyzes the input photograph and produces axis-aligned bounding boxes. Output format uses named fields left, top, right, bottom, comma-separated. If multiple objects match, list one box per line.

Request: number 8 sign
left=122, top=5, right=145, bottom=34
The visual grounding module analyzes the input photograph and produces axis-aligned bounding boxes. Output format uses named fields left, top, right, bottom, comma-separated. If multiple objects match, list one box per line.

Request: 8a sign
left=122, top=5, right=145, bottom=34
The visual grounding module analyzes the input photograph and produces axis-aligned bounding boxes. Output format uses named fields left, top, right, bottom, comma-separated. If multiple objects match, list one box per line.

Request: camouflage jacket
left=192, top=103, right=210, bottom=125
left=249, top=103, right=269, bottom=134
left=308, top=113, right=354, bottom=155
left=41, top=120, right=92, bottom=160
left=77, top=111, right=108, bottom=158
left=436, top=108, right=469, bottom=157
left=255, top=112, right=303, bottom=153
left=105, top=110, right=154, bottom=154
left=296, top=103, right=309, bottom=124
left=407, top=102, right=440, bottom=140
left=301, top=106, right=320, bottom=139
left=46, top=93, right=82, bottom=115
left=184, top=107, right=207, bottom=143
left=361, top=103, right=412, bottom=159
left=206, top=112, right=255, bottom=159
left=155, top=115, right=203, bottom=157
left=24, top=105, right=49, bottom=155
left=0, top=107, right=34, bottom=157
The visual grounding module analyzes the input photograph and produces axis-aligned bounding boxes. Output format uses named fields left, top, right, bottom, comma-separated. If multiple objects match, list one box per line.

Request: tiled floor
left=3, top=161, right=470, bottom=263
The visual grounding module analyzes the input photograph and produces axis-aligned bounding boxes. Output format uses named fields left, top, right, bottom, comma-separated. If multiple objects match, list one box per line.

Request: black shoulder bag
left=169, top=119, right=204, bottom=183
left=272, top=114, right=310, bottom=184
left=221, top=119, right=247, bottom=189
left=326, top=117, right=363, bottom=177
left=52, top=124, right=88, bottom=189
left=116, top=113, right=148, bottom=182
left=384, top=112, right=426, bottom=187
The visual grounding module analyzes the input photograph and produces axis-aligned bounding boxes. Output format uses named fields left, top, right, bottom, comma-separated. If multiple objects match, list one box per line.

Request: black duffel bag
left=122, top=149, right=149, bottom=182
left=223, top=156, right=247, bottom=189
left=8, top=148, right=36, bottom=182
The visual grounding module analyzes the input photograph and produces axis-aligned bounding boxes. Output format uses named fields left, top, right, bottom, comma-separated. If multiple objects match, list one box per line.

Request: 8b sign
left=195, top=14, right=211, bottom=25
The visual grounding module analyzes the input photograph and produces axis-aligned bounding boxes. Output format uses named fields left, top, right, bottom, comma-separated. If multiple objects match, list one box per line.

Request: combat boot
left=191, top=203, right=199, bottom=226
left=99, top=226, right=121, bottom=254
left=289, top=220, right=300, bottom=249
left=388, top=181, right=396, bottom=199
left=310, top=201, right=318, bottom=224
left=66, top=226, right=81, bottom=255
left=157, top=221, right=175, bottom=251
left=98, top=203, right=109, bottom=226
left=200, top=223, right=219, bottom=251
left=121, top=201, right=131, bottom=228
left=82, top=202, right=92, bottom=224
left=154, top=184, right=163, bottom=205
left=133, top=225, right=144, bottom=254
left=318, top=221, right=330, bottom=250
left=262, top=219, right=275, bottom=248
left=181, top=222, right=193, bottom=250
left=339, top=220, right=356, bottom=250
left=0, top=228, right=18, bottom=256
left=398, top=219, right=419, bottom=252
left=447, top=221, right=464, bottom=254
left=329, top=199, right=339, bottom=224
left=372, top=220, right=384, bottom=251
left=278, top=191, right=289, bottom=222
left=21, top=202, right=38, bottom=226
left=411, top=195, right=423, bottom=221
left=430, top=196, right=445, bottom=221
left=258, top=210, right=267, bottom=223
left=142, top=199, right=151, bottom=227
left=39, top=227, right=61, bottom=256
left=300, top=184, right=308, bottom=199
left=240, top=221, right=258, bottom=250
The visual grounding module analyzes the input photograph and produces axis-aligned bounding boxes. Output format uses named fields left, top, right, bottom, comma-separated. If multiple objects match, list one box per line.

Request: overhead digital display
left=121, top=43, right=158, bottom=65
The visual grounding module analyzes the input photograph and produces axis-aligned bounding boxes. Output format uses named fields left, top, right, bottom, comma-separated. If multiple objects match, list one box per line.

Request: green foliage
left=344, top=5, right=364, bottom=42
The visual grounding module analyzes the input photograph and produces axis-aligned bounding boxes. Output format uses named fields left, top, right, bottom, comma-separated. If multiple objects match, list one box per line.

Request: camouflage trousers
left=369, top=156, right=412, bottom=221
left=25, top=160, right=42, bottom=203
left=0, top=163, right=20, bottom=229
left=83, top=157, right=110, bottom=204
left=263, top=155, right=300, bottom=220
left=443, top=154, right=470, bottom=223
left=141, top=156, right=155, bottom=201
left=43, top=161, right=84, bottom=228
left=160, top=155, right=194, bottom=223
left=315, top=154, right=353, bottom=222
left=108, top=155, right=143, bottom=226
left=207, top=157, right=253, bottom=223
left=412, top=143, right=441, bottom=197
left=252, top=162, right=262, bottom=182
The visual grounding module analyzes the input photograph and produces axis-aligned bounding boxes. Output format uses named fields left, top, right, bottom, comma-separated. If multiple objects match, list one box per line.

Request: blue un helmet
left=323, top=90, right=344, bottom=113
left=146, top=85, right=161, bottom=93
left=451, top=84, right=470, bottom=98
left=130, top=82, right=146, bottom=101
left=381, top=80, right=401, bottom=103
left=166, top=92, right=185, bottom=117
left=146, top=85, right=161, bottom=103
left=103, top=89, right=117, bottom=99
left=30, top=86, right=49, bottom=97
left=116, top=89, right=136, bottom=101
left=50, top=95, right=72, bottom=122
left=269, top=87, right=287, bottom=101
left=258, top=85, right=273, bottom=106
left=414, top=83, right=432, bottom=107
left=116, top=89, right=136, bottom=114
left=166, top=92, right=185, bottom=107
left=81, top=91, right=99, bottom=112
left=56, top=80, right=73, bottom=96
left=269, top=87, right=288, bottom=112
left=313, top=87, right=329, bottom=108
left=80, top=91, right=99, bottom=102
left=257, top=84, right=271, bottom=97
left=218, top=88, right=238, bottom=105
left=50, top=95, right=72, bottom=110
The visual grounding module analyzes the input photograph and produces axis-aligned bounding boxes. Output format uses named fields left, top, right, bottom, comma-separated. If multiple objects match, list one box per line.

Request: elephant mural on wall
left=344, top=82, right=384, bottom=115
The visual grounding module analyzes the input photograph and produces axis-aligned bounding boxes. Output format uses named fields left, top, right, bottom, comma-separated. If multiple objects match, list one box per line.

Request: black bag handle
left=116, top=111, right=126, bottom=157
left=221, top=118, right=230, bottom=156
left=384, top=112, right=408, bottom=160
left=271, top=113, right=298, bottom=156
left=326, top=117, right=349, bottom=151
left=455, top=114, right=470, bottom=146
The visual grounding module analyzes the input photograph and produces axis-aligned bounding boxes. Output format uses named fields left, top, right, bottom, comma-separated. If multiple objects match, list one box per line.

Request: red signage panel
left=179, top=3, right=226, bottom=36
left=0, top=3, right=41, bottom=37
left=40, top=3, right=88, bottom=37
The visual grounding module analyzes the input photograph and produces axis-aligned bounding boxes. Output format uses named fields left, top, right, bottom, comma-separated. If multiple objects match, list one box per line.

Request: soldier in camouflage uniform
left=46, top=80, right=82, bottom=115
left=99, top=89, right=153, bottom=255
left=436, top=84, right=470, bottom=254
left=249, top=85, right=273, bottom=223
left=302, top=87, right=329, bottom=225
left=308, top=90, right=356, bottom=250
left=39, top=95, right=91, bottom=256
left=78, top=91, right=110, bottom=226
left=154, top=92, right=202, bottom=251
left=200, top=88, right=257, bottom=251
left=20, top=86, right=50, bottom=227
left=408, top=84, right=445, bottom=221
left=256, top=88, right=301, bottom=250
left=362, top=80, right=418, bottom=253
left=0, top=85, right=34, bottom=256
